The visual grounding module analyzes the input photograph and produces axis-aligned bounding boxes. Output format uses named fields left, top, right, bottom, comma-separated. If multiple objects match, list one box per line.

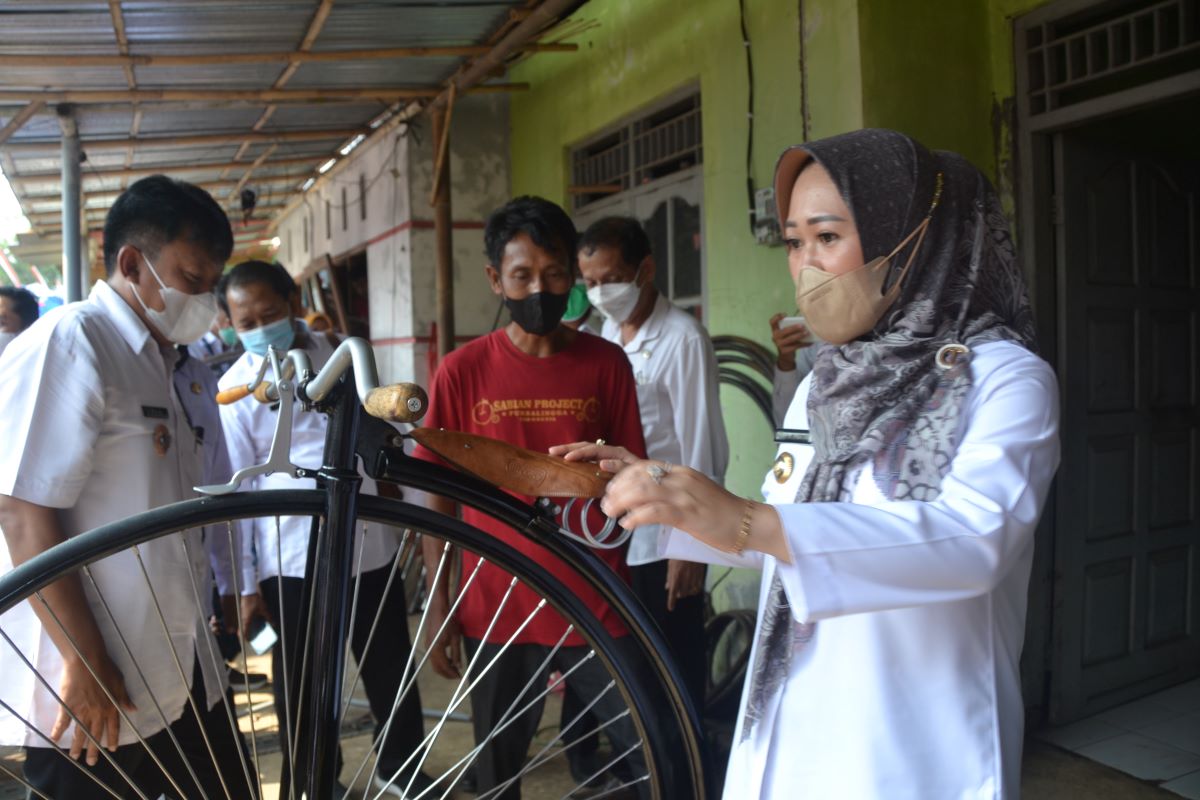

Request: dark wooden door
left=1051, top=130, right=1200, bottom=722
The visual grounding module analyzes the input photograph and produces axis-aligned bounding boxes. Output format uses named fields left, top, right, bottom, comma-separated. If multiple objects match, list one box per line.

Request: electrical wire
left=738, top=0, right=756, bottom=235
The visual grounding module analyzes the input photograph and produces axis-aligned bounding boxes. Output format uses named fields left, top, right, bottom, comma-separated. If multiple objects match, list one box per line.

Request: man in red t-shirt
left=415, top=196, right=648, bottom=799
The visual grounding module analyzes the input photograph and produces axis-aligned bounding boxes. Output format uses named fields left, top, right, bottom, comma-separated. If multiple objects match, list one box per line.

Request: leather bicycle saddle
left=409, top=428, right=614, bottom=499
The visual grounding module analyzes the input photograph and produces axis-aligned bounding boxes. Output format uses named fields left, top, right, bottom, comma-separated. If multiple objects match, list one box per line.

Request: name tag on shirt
left=774, top=428, right=811, bottom=444
left=142, top=405, right=169, bottom=419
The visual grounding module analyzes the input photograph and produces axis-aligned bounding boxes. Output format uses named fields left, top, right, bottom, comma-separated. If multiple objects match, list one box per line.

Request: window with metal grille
left=570, top=92, right=702, bottom=211
left=1024, top=0, right=1200, bottom=115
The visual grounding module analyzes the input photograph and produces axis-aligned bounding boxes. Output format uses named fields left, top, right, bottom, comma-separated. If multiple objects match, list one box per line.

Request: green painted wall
left=857, top=0, right=994, bottom=174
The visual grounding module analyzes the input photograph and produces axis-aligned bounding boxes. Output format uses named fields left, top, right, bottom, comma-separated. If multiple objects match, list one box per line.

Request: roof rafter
left=0, top=43, right=575, bottom=69
left=10, top=155, right=326, bottom=186
left=0, top=85, right=524, bottom=106
left=3, top=127, right=364, bottom=154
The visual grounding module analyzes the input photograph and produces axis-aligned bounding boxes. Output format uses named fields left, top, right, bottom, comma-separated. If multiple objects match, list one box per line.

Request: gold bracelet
left=732, top=500, right=755, bottom=556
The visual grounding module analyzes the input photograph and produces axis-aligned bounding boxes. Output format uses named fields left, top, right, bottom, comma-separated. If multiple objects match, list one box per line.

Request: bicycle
left=0, top=338, right=709, bottom=800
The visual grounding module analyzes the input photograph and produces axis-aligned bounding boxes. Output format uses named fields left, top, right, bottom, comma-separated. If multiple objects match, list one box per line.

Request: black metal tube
left=294, top=377, right=362, bottom=798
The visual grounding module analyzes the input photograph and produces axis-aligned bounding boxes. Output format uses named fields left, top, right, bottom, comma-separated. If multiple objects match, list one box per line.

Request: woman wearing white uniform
left=554, top=129, right=1060, bottom=799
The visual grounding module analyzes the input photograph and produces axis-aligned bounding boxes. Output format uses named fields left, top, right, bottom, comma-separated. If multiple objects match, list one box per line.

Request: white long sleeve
left=771, top=342, right=1060, bottom=623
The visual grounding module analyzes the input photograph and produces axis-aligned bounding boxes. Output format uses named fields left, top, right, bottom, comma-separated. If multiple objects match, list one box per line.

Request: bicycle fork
left=292, top=375, right=362, bottom=799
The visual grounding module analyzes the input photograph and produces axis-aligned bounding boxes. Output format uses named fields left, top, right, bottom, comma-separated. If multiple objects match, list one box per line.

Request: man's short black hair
left=577, top=216, right=652, bottom=270
left=0, top=286, right=39, bottom=329
left=102, top=175, right=233, bottom=277
left=484, top=196, right=578, bottom=270
left=217, top=260, right=295, bottom=316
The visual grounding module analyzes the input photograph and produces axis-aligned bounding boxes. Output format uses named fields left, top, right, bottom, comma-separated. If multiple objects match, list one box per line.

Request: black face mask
left=504, top=290, right=569, bottom=336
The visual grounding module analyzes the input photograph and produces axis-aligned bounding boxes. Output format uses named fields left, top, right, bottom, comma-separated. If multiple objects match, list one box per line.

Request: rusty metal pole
left=430, top=105, right=454, bottom=361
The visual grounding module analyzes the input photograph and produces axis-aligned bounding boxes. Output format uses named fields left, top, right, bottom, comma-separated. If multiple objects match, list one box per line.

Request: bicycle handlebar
left=216, top=336, right=428, bottom=424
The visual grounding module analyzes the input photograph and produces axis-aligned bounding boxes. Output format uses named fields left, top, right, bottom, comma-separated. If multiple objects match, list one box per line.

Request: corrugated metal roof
left=0, top=0, right=574, bottom=251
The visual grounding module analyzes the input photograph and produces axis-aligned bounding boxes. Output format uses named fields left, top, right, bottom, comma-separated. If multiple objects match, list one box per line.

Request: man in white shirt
left=0, top=286, right=38, bottom=359
left=0, top=175, right=252, bottom=798
left=768, top=312, right=819, bottom=425
left=217, top=259, right=429, bottom=798
left=578, top=216, right=730, bottom=707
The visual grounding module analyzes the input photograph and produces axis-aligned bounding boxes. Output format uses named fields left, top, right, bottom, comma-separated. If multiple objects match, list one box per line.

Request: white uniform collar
left=608, top=292, right=670, bottom=352
left=90, top=279, right=156, bottom=356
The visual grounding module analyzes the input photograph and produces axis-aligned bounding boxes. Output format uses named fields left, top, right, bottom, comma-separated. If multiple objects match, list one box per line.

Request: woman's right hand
left=549, top=441, right=640, bottom=474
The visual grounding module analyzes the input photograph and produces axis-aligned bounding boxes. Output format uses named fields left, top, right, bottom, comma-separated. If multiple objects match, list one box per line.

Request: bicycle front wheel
left=0, top=489, right=708, bottom=800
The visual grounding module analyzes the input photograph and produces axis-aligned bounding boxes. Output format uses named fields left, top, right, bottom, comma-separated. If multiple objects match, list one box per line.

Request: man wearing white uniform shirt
left=217, top=259, right=429, bottom=798
left=767, top=312, right=819, bottom=425
left=0, top=175, right=253, bottom=798
left=578, top=216, right=729, bottom=707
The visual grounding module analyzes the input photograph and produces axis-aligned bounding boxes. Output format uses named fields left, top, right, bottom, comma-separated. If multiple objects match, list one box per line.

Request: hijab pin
left=935, top=342, right=970, bottom=370
left=928, top=172, right=945, bottom=214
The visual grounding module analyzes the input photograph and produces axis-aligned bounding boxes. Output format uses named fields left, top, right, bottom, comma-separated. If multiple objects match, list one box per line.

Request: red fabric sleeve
left=605, top=351, right=648, bottom=461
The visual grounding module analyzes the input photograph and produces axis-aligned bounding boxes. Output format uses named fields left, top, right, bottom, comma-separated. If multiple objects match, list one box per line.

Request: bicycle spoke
left=0, top=695, right=131, bottom=800
left=271, top=514, right=297, bottom=800
left=340, top=527, right=409, bottom=722
left=376, top=578, right=544, bottom=800
left=0, top=631, right=150, bottom=800
left=352, top=541, right=483, bottom=793
left=179, top=533, right=259, bottom=800
left=226, top=523, right=267, bottom=800
left=81, top=563, right=215, bottom=799
left=0, top=758, right=52, bottom=799
left=129, top=544, right=230, bottom=800
left=24, top=588, right=192, bottom=800
left=427, top=628, right=578, bottom=800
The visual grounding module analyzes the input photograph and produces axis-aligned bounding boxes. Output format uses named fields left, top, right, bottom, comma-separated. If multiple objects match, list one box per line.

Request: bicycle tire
left=0, top=489, right=708, bottom=800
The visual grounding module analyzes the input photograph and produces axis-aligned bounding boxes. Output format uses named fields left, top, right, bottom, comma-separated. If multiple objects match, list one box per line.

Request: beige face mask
left=794, top=172, right=944, bottom=344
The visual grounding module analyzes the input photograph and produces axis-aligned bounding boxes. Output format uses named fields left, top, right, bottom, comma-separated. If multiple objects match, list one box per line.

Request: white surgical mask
left=130, top=253, right=218, bottom=345
left=586, top=267, right=645, bottom=323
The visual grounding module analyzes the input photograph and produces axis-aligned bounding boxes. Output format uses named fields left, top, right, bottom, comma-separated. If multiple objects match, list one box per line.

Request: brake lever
left=197, top=346, right=305, bottom=496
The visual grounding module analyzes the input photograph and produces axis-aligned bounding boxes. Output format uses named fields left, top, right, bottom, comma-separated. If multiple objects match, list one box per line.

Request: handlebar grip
left=216, top=385, right=252, bottom=405
left=364, top=383, right=428, bottom=423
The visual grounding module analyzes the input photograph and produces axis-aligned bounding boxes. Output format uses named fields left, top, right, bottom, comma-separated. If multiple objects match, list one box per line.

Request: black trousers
left=23, top=659, right=255, bottom=800
left=464, top=636, right=648, bottom=800
left=628, top=559, right=707, bottom=707
left=560, top=559, right=707, bottom=777
left=259, top=564, right=424, bottom=793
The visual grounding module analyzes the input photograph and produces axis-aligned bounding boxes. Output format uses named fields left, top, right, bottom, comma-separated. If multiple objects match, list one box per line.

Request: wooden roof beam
left=11, top=155, right=325, bottom=186
left=0, top=101, right=44, bottom=147
left=3, top=127, right=364, bottom=154
left=0, top=44, right=575, bottom=69
left=22, top=175, right=302, bottom=201
left=0, top=85, right=524, bottom=106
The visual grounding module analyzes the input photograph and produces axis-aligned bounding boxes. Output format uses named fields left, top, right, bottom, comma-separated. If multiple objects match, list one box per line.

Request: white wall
left=272, top=94, right=511, bottom=387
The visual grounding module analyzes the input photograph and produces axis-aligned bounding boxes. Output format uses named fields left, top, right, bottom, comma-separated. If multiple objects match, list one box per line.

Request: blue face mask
left=239, top=317, right=295, bottom=357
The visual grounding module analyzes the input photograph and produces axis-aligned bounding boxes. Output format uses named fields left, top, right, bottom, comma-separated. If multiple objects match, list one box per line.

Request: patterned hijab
left=742, top=129, right=1037, bottom=737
